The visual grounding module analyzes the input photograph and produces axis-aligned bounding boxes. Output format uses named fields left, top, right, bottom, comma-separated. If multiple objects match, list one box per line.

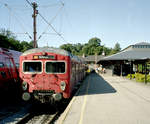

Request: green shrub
left=135, top=73, right=150, bottom=83
left=126, top=74, right=135, bottom=79
left=126, top=73, right=150, bottom=83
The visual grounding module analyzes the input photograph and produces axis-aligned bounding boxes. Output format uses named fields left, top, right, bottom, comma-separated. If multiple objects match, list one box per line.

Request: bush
left=135, top=73, right=145, bottom=82
left=126, top=74, right=135, bottom=79
left=126, top=73, right=150, bottom=83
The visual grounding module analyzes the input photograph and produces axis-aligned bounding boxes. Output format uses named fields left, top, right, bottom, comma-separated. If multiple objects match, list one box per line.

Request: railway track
left=0, top=78, right=82, bottom=124
left=0, top=104, right=59, bottom=124
left=17, top=112, right=58, bottom=124
left=0, top=101, right=69, bottom=124
left=0, top=104, right=32, bottom=124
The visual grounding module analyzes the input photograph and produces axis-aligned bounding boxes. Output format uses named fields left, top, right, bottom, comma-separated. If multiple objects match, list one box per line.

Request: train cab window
left=0, top=62, right=4, bottom=68
left=46, top=62, right=65, bottom=73
left=23, top=62, right=42, bottom=73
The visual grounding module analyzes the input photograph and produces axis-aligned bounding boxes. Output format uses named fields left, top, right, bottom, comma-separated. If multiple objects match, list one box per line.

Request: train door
left=74, top=62, right=76, bottom=85
left=70, top=61, right=75, bottom=91
left=0, top=54, right=7, bottom=86
left=5, top=57, right=15, bottom=80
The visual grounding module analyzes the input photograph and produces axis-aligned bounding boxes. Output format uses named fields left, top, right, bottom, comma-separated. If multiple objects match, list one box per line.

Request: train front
left=19, top=48, right=70, bottom=103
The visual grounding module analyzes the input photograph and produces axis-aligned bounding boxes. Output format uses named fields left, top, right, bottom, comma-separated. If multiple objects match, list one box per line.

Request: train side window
left=0, top=62, right=4, bottom=68
left=5, top=59, right=10, bottom=67
left=16, top=63, right=19, bottom=68
left=23, top=62, right=42, bottom=73
left=46, top=62, right=65, bottom=73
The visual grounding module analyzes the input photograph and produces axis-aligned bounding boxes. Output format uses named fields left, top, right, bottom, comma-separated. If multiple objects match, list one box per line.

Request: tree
left=0, top=34, right=10, bottom=48
left=114, top=42, right=121, bottom=52
left=20, top=41, right=33, bottom=52
left=81, top=37, right=102, bottom=55
left=60, top=44, right=74, bottom=53
left=0, top=28, right=16, bottom=39
left=110, top=42, right=121, bottom=54
left=104, top=47, right=112, bottom=55
left=73, top=43, right=83, bottom=55
left=0, top=29, right=33, bottom=52
left=60, top=37, right=104, bottom=56
left=88, top=37, right=101, bottom=47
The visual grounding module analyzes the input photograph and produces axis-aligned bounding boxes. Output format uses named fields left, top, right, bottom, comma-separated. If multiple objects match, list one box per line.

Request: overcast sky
left=0, top=0, right=150, bottom=49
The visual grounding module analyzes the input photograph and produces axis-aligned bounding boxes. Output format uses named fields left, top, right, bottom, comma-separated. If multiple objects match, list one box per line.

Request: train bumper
left=33, top=90, right=62, bottom=103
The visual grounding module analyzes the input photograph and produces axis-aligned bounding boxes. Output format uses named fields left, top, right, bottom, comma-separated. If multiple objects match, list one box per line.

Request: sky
left=0, top=0, right=150, bottom=50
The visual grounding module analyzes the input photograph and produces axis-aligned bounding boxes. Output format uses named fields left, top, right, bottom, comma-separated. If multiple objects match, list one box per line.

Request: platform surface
left=57, top=72, right=150, bottom=124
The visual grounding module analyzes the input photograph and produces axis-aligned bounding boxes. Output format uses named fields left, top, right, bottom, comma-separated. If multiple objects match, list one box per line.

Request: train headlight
left=60, top=81, right=66, bottom=91
left=22, top=92, right=31, bottom=101
left=22, top=81, right=28, bottom=91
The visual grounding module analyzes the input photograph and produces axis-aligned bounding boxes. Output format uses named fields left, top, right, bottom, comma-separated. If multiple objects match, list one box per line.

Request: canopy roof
left=100, top=42, right=150, bottom=61
left=101, top=50, right=150, bottom=61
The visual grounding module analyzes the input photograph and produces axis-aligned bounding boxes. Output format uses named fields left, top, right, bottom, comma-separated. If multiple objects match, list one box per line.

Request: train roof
left=0, top=47, right=22, bottom=63
left=21, top=47, right=71, bottom=56
left=21, top=47, right=84, bottom=63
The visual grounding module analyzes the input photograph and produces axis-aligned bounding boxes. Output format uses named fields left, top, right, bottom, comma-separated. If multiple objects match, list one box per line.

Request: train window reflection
left=0, top=62, right=4, bottom=68
left=46, top=62, right=65, bottom=73
left=15, top=63, right=19, bottom=68
left=23, top=62, right=42, bottom=73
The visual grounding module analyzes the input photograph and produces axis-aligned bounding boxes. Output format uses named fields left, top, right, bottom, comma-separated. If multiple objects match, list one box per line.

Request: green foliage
left=0, top=34, right=10, bottom=48
left=0, top=28, right=16, bottom=39
left=104, top=47, right=112, bottom=55
left=114, top=42, right=121, bottom=52
left=0, top=29, right=33, bottom=52
left=88, top=37, right=101, bottom=47
left=127, top=73, right=150, bottom=83
left=135, top=73, right=146, bottom=82
left=60, top=43, right=84, bottom=56
left=60, top=37, right=114, bottom=56
left=126, top=74, right=135, bottom=79
left=138, top=64, right=143, bottom=72
left=20, top=41, right=33, bottom=52
left=110, top=42, right=121, bottom=55
left=60, top=44, right=75, bottom=53
left=0, top=29, right=120, bottom=55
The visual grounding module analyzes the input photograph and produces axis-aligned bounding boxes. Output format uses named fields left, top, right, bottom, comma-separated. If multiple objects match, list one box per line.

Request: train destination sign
left=33, top=55, right=55, bottom=59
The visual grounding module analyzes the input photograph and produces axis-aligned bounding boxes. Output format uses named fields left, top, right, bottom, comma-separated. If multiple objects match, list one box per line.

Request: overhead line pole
left=25, top=0, right=68, bottom=45
left=32, top=2, right=38, bottom=48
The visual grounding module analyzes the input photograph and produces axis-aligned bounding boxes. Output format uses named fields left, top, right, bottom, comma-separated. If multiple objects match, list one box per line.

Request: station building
left=98, top=42, right=150, bottom=83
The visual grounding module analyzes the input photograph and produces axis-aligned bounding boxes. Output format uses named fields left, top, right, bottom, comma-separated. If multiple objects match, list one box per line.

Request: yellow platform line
left=78, top=76, right=90, bottom=124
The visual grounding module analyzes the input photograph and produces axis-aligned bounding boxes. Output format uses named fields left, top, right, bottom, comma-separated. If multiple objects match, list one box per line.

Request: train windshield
left=23, top=62, right=42, bottom=73
left=46, top=62, right=65, bottom=73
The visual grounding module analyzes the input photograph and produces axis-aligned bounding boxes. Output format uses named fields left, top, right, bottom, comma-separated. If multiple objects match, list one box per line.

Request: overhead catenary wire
left=3, top=3, right=32, bottom=40
left=38, top=12, right=69, bottom=44
left=37, top=3, right=64, bottom=41
left=25, top=0, right=69, bottom=44
left=37, top=0, right=65, bottom=41
left=11, top=7, right=31, bottom=12
left=39, top=3, right=60, bottom=8
left=25, top=0, right=32, bottom=7
left=41, top=33, right=61, bottom=35
left=63, top=5, right=74, bottom=33
left=58, top=6, right=64, bottom=33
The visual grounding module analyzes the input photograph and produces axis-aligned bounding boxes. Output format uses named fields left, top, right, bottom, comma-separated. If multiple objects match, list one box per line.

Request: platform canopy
left=99, top=42, right=150, bottom=62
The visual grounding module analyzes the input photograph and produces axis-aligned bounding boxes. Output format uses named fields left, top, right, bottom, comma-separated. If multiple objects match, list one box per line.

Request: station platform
left=56, top=72, right=150, bottom=124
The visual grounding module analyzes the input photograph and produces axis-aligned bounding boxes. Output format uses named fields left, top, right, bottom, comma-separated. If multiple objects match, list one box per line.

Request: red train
left=0, top=47, right=22, bottom=90
left=19, top=47, right=86, bottom=103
